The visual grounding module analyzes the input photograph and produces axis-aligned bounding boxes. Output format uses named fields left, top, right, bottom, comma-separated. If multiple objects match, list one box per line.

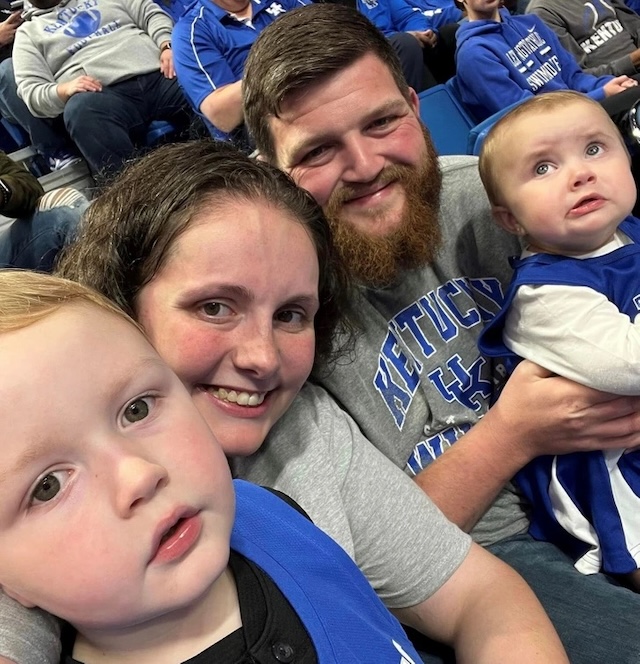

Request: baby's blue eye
left=535, top=163, right=550, bottom=175
left=124, top=398, right=150, bottom=423
left=32, top=474, right=60, bottom=503
left=586, top=144, right=601, bottom=156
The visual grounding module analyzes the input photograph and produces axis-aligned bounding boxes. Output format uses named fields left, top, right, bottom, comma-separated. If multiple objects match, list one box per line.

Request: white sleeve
left=504, top=284, right=640, bottom=394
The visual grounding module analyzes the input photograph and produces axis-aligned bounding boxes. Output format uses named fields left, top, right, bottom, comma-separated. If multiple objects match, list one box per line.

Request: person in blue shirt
left=455, top=0, right=640, bottom=123
left=358, top=0, right=460, bottom=87
left=172, top=0, right=307, bottom=142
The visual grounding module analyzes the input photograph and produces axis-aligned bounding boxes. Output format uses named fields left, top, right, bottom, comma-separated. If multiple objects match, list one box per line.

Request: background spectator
left=13, top=0, right=193, bottom=177
left=0, top=149, right=87, bottom=270
left=357, top=0, right=459, bottom=86
left=172, top=0, right=307, bottom=144
left=455, top=0, right=640, bottom=123
left=527, top=0, right=640, bottom=77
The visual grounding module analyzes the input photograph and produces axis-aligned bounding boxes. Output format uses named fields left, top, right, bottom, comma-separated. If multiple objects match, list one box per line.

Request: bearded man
left=242, top=4, right=640, bottom=663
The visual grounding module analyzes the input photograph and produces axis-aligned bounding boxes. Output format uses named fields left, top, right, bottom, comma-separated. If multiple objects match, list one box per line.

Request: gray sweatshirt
left=527, top=0, right=640, bottom=76
left=13, top=0, right=173, bottom=117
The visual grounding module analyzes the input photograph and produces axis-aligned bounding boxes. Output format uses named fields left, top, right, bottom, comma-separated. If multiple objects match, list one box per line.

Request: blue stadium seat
left=418, top=80, right=523, bottom=156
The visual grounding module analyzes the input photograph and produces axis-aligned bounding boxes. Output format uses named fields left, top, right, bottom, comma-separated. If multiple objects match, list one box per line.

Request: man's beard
left=324, top=130, right=443, bottom=288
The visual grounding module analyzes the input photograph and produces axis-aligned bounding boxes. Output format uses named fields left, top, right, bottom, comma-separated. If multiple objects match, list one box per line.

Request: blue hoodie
left=455, top=8, right=614, bottom=121
left=412, top=0, right=463, bottom=30
left=357, top=0, right=437, bottom=36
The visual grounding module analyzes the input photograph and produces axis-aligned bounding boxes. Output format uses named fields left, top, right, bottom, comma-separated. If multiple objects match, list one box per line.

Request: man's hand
left=407, top=29, right=438, bottom=48
left=0, top=12, right=23, bottom=47
left=160, top=47, right=175, bottom=79
left=488, top=360, right=640, bottom=467
left=56, top=75, right=102, bottom=103
left=603, top=74, right=639, bottom=96
left=415, top=359, right=640, bottom=532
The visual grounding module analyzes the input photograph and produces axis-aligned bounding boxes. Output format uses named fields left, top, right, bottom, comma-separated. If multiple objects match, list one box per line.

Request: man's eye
left=202, top=302, right=231, bottom=317
left=300, top=145, right=327, bottom=163
left=123, top=397, right=153, bottom=424
left=370, top=116, right=394, bottom=128
left=31, top=472, right=64, bottom=504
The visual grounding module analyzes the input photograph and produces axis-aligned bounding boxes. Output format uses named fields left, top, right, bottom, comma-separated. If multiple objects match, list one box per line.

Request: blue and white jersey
left=232, top=480, right=422, bottom=663
left=480, top=216, right=640, bottom=575
left=172, top=0, right=308, bottom=136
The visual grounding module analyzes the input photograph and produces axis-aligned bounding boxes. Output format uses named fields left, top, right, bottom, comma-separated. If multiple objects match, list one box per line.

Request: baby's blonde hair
left=479, top=91, right=621, bottom=206
left=0, top=270, right=139, bottom=334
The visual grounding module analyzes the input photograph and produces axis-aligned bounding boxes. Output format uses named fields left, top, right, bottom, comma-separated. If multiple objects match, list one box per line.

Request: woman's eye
left=123, top=396, right=153, bottom=424
left=277, top=310, right=304, bottom=324
left=31, top=471, right=65, bottom=504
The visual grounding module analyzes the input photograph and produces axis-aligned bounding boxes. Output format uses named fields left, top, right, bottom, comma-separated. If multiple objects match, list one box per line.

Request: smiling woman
left=0, top=138, right=570, bottom=664
left=58, top=140, right=354, bottom=459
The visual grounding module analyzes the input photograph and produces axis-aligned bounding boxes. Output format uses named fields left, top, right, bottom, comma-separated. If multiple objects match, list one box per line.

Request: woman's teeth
left=210, top=387, right=266, bottom=406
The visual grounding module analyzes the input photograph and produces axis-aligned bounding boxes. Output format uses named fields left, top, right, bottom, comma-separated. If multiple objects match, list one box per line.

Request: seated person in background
left=154, top=0, right=190, bottom=21
left=358, top=0, right=458, bottom=87
left=0, top=149, right=87, bottom=270
left=0, top=4, right=78, bottom=170
left=455, top=0, right=640, bottom=123
left=172, top=0, right=308, bottom=144
left=0, top=269, right=436, bottom=664
left=478, top=91, right=640, bottom=591
left=526, top=0, right=640, bottom=78
left=12, top=0, right=193, bottom=177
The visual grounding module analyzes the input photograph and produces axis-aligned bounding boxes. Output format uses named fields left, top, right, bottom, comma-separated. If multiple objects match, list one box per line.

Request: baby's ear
left=2, top=585, right=37, bottom=609
left=492, top=206, right=525, bottom=236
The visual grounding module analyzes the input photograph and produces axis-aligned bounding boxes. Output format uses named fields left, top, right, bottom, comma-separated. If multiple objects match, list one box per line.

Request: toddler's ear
left=492, top=206, right=525, bottom=236
left=2, top=585, right=37, bottom=609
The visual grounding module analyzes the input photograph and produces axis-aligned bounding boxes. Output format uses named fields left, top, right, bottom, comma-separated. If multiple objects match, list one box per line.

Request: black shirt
left=61, top=551, right=318, bottom=664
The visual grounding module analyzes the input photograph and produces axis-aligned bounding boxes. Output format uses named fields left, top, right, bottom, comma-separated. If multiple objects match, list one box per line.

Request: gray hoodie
left=527, top=0, right=640, bottom=76
left=13, top=0, right=172, bottom=117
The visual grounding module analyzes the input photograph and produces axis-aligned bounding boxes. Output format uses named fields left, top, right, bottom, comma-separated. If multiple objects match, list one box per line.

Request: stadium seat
left=418, top=79, right=523, bottom=156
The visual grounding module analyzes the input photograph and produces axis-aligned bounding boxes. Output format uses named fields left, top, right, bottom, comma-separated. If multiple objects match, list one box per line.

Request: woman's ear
left=492, top=206, right=526, bottom=236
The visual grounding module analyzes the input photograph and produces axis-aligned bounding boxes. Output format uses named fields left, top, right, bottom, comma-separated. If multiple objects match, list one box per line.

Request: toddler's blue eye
left=32, top=474, right=60, bottom=503
left=124, top=398, right=150, bottom=423
left=535, top=164, right=549, bottom=175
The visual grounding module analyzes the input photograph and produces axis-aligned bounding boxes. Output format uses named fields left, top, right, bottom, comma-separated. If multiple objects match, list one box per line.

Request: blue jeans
left=63, top=71, right=190, bottom=176
left=488, top=533, right=640, bottom=663
left=0, top=200, right=87, bottom=271
left=0, top=58, right=72, bottom=157
left=410, top=532, right=640, bottom=663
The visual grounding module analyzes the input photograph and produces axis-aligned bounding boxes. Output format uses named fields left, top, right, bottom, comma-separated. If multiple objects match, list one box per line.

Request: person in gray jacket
left=526, top=0, right=640, bottom=77
left=12, top=0, right=191, bottom=176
